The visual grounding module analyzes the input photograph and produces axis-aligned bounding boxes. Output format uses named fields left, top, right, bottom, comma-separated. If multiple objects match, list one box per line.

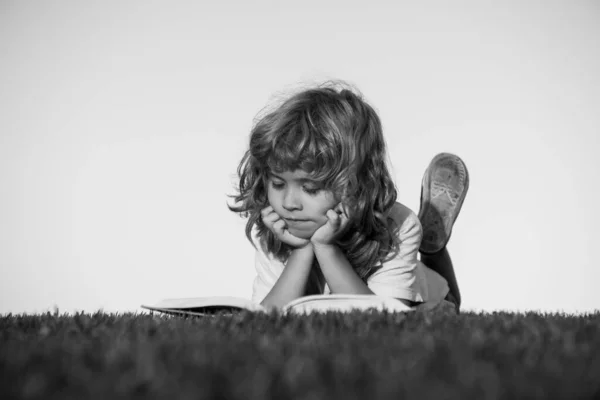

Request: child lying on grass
left=229, top=81, right=468, bottom=313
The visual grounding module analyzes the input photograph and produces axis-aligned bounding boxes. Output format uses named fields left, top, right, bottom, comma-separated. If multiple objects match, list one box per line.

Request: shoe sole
left=418, top=153, right=469, bottom=254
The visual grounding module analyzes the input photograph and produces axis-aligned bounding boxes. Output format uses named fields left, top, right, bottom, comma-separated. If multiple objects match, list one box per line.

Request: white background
left=1, top=1, right=598, bottom=314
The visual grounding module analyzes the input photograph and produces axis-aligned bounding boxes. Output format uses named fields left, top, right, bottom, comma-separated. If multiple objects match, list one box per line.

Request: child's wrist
left=311, top=241, right=337, bottom=253
left=287, top=244, right=315, bottom=270
left=292, top=242, right=314, bottom=254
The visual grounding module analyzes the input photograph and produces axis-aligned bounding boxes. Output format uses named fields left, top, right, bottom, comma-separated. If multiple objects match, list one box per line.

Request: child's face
left=267, top=169, right=339, bottom=240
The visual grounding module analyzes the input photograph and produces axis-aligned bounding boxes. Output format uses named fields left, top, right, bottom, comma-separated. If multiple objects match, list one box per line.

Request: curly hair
left=229, top=81, right=400, bottom=280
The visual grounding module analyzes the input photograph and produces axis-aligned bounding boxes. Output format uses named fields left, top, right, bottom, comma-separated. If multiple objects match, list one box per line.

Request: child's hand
left=261, top=206, right=311, bottom=248
left=310, top=202, right=350, bottom=247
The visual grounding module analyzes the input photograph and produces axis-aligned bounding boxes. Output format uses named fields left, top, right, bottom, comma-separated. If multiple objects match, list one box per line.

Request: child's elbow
left=395, top=298, right=420, bottom=307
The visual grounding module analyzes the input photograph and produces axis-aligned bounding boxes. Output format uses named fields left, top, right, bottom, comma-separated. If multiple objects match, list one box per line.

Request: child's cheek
left=313, top=216, right=329, bottom=230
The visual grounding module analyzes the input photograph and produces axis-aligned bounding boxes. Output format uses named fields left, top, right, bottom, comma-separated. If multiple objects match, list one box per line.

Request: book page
left=283, top=294, right=415, bottom=314
left=141, top=296, right=265, bottom=313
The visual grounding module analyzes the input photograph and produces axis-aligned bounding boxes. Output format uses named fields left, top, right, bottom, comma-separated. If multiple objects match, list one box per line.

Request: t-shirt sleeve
left=366, top=211, right=426, bottom=302
left=251, top=232, right=285, bottom=304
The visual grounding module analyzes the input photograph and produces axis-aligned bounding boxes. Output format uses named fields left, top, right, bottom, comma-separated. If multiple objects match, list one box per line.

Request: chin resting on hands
left=260, top=206, right=311, bottom=248
left=310, top=202, right=350, bottom=247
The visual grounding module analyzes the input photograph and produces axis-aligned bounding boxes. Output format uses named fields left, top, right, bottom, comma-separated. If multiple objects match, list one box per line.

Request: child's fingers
left=332, top=203, right=349, bottom=224
left=339, top=209, right=349, bottom=229
left=272, top=219, right=286, bottom=234
left=261, top=207, right=280, bottom=227
left=329, top=204, right=349, bottom=232
left=260, top=206, right=274, bottom=219
left=333, top=202, right=344, bottom=214
left=326, top=209, right=341, bottom=228
left=334, top=202, right=349, bottom=218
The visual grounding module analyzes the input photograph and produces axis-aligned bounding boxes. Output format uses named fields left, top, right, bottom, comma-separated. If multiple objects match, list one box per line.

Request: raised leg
left=420, top=247, right=461, bottom=308
left=417, top=153, right=469, bottom=311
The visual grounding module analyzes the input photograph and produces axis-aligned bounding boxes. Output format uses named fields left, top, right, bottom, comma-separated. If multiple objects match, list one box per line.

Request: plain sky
left=1, top=1, right=599, bottom=315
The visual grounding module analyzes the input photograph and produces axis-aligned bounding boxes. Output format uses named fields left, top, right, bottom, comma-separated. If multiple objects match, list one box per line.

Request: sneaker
left=418, top=153, right=469, bottom=254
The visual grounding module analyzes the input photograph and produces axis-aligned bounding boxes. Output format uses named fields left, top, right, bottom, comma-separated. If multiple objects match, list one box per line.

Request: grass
left=1, top=309, right=599, bottom=400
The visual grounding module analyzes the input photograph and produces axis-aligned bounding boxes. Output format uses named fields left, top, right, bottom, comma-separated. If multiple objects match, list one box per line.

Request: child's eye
left=303, top=186, right=321, bottom=195
left=270, top=181, right=285, bottom=190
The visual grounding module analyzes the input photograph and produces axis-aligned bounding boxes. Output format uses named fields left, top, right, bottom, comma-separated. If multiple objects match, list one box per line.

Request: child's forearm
left=312, top=243, right=374, bottom=295
left=260, top=245, right=315, bottom=310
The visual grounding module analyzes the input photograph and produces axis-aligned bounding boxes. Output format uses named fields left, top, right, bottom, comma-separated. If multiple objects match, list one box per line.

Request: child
left=229, top=82, right=469, bottom=313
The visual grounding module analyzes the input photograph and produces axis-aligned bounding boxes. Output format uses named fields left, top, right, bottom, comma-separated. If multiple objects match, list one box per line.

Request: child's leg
left=421, top=248, right=461, bottom=307
left=418, top=153, right=469, bottom=310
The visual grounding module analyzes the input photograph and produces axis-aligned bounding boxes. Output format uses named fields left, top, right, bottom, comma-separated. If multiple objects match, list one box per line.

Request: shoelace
left=431, top=181, right=460, bottom=205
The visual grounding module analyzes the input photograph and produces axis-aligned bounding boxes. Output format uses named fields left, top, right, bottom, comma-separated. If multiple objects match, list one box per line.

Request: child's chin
left=288, top=228, right=315, bottom=240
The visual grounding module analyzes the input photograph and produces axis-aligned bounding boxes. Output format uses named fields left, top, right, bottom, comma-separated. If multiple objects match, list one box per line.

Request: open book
left=141, top=294, right=415, bottom=316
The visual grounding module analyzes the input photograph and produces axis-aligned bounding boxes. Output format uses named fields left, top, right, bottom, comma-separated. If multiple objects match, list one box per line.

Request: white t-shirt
left=251, top=202, right=449, bottom=306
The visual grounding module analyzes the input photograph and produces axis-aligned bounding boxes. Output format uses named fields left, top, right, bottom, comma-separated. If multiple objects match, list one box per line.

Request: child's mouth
left=284, top=218, right=311, bottom=224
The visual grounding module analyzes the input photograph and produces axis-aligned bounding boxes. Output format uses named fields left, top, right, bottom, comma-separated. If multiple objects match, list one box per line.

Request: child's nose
left=282, top=189, right=301, bottom=210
